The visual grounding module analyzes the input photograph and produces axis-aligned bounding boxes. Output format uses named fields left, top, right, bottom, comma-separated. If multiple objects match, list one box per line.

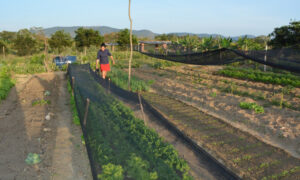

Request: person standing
left=96, top=43, right=115, bottom=79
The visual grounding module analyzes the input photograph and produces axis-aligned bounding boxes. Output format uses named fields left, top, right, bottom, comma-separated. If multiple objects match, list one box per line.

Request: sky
left=0, top=0, right=299, bottom=36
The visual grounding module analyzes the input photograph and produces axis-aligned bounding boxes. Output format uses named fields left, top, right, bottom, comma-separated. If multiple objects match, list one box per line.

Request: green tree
left=156, top=34, right=178, bottom=41
left=0, top=40, right=6, bottom=55
left=104, top=32, right=118, bottom=43
left=116, top=29, right=138, bottom=48
left=173, top=35, right=200, bottom=52
left=30, top=27, right=48, bottom=52
left=269, top=20, right=300, bottom=47
left=48, top=30, right=72, bottom=53
left=155, top=34, right=169, bottom=41
left=219, top=37, right=233, bottom=48
left=0, top=31, right=17, bottom=44
left=74, top=27, right=103, bottom=55
left=200, top=36, right=215, bottom=51
left=13, top=29, right=37, bottom=56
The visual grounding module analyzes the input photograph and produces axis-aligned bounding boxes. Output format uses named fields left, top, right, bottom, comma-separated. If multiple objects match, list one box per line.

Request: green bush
left=126, top=154, right=158, bottom=180
left=30, top=54, right=45, bottom=65
left=98, top=163, right=124, bottom=180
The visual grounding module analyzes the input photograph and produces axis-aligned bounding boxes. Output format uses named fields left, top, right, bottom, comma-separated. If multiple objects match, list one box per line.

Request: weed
left=209, top=92, right=217, bottom=97
left=32, top=99, right=51, bottom=106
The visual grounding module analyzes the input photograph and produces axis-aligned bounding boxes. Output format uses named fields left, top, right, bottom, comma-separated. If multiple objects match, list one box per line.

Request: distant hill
left=40, top=26, right=157, bottom=39
left=35, top=26, right=256, bottom=40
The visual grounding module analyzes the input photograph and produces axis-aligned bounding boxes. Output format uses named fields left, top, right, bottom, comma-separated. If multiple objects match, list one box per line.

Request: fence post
left=138, top=91, right=146, bottom=124
left=2, top=46, right=5, bottom=59
left=108, top=78, right=111, bottom=94
left=72, top=76, right=75, bottom=96
left=264, top=44, right=268, bottom=72
left=83, top=98, right=90, bottom=126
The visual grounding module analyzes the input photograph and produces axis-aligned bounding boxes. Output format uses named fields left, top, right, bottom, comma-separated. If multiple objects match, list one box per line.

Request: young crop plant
left=239, top=102, right=264, bottom=114
left=217, top=67, right=300, bottom=87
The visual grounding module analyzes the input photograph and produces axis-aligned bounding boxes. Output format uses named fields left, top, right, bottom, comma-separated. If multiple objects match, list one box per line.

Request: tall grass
left=0, top=65, right=15, bottom=103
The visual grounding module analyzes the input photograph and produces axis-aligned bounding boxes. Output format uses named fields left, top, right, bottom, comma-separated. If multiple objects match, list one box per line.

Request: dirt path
left=0, top=72, right=92, bottom=180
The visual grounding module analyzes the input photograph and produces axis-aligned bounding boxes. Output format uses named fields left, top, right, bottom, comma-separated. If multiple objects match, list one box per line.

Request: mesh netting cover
left=67, top=64, right=194, bottom=180
left=135, top=44, right=300, bottom=73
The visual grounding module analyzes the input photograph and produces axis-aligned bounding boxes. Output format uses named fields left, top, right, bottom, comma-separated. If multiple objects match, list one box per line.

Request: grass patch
left=107, top=67, right=154, bottom=92
left=0, top=65, right=15, bottom=103
left=67, top=81, right=81, bottom=125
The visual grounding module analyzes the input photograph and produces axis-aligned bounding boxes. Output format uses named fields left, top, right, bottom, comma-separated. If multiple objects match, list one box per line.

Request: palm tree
left=200, top=36, right=214, bottom=51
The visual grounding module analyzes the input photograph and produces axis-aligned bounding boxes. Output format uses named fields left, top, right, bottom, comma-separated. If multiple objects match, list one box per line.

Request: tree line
left=154, top=20, right=300, bottom=51
left=0, top=20, right=299, bottom=56
left=0, top=27, right=138, bottom=56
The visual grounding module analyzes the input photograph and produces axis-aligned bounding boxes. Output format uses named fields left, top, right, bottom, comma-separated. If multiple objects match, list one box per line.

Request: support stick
left=138, top=92, right=146, bottom=124
left=108, top=78, right=111, bottom=94
left=2, top=46, right=5, bottom=59
left=83, top=98, right=90, bottom=126
left=72, top=76, right=75, bottom=96
left=264, top=44, right=268, bottom=72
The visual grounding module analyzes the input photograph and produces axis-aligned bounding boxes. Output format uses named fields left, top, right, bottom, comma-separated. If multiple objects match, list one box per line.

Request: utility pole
left=128, top=0, right=133, bottom=91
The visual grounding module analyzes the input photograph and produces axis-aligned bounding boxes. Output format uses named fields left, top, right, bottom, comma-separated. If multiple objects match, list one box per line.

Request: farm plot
left=69, top=65, right=192, bottom=179
left=142, top=92, right=300, bottom=179
left=131, top=65, right=300, bottom=159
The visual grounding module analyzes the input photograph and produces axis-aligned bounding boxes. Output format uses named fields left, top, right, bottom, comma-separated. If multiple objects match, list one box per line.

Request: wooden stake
left=2, top=46, right=5, bottom=59
left=83, top=98, right=90, bottom=126
left=72, top=76, right=75, bottom=95
left=138, top=92, right=146, bottom=124
left=108, top=78, right=111, bottom=94
left=264, top=44, right=268, bottom=72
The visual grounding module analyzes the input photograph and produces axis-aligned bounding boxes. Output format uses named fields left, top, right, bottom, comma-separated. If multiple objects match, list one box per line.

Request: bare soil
left=141, top=92, right=300, bottom=179
left=132, top=65, right=300, bottom=159
left=0, top=72, right=92, bottom=180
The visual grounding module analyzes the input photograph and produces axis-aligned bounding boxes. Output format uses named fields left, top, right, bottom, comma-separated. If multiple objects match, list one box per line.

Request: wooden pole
left=44, top=39, right=49, bottom=72
left=128, top=0, right=133, bottom=91
left=2, top=46, right=5, bottom=60
left=108, top=78, right=111, bottom=94
left=72, top=76, right=75, bottom=96
left=138, top=92, right=146, bottom=124
left=83, top=98, right=90, bottom=126
left=264, top=44, right=268, bottom=72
